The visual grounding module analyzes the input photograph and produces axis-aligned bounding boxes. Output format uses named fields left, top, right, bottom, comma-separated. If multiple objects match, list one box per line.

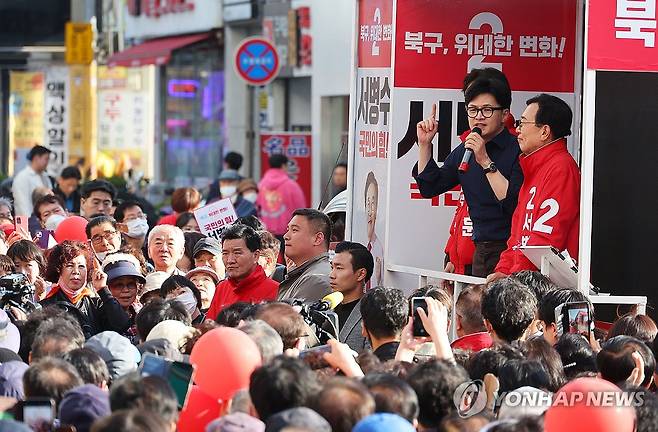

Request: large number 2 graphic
left=468, top=13, right=503, bottom=72
left=526, top=187, right=559, bottom=234
left=372, top=8, right=381, bottom=56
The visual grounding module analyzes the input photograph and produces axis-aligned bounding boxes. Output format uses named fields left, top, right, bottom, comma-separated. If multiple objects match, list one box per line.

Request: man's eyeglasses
left=514, top=120, right=540, bottom=129
left=466, top=106, right=504, bottom=118
left=91, top=230, right=120, bottom=244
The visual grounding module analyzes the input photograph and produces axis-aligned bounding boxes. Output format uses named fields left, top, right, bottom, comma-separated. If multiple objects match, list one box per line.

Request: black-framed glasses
left=514, top=119, right=541, bottom=129
left=465, top=106, right=504, bottom=118
left=91, top=230, right=120, bottom=244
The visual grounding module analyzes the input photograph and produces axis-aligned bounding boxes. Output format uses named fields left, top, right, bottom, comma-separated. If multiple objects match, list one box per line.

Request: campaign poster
left=386, top=0, right=580, bottom=273
left=348, top=0, right=393, bottom=288
left=194, top=198, right=238, bottom=241
left=260, top=132, right=312, bottom=208
left=44, top=66, right=69, bottom=177
left=8, top=71, right=45, bottom=174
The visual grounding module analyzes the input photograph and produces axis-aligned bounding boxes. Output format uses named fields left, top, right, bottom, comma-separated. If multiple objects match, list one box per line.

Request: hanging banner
left=386, top=0, right=580, bottom=274
left=588, top=0, right=658, bottom=72
left=44, top=66, right=70, bottom=177
left=348, top=0, right=394, bottom=288
left=260, top=132, right=312, bottom=208
left=8, top=71, right=45, bottom=174
left=68, top=65, right=92, bottom=165
left=97, top=66, right=155, bottom=178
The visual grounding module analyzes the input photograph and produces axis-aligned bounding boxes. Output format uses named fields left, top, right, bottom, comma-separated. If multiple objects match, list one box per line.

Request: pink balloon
left=177, top=385, right=223, bottom=432
left=54, top=216, right=88, bottom=243
left=190, top=327, right=262, bottom=400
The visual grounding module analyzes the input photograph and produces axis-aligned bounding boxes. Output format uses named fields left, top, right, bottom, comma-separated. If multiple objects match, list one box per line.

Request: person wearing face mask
left=113, top=200, right=150, bottom=251
left=33, top=194, right=68, bottom=231
left=217, top=171, right=257, bottom=218
left=40, top=240, right=131, bottom=338
left=86, top=216, right=123, bottom=263
left=159, top=275, right=205, bottom=324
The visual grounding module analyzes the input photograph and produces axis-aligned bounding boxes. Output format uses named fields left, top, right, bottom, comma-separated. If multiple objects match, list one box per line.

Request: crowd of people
left=0, top=67, right=651, bottom=431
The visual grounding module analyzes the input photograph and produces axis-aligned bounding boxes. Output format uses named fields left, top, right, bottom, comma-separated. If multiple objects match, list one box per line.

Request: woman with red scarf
left=41, top=240, right=131, bottom=338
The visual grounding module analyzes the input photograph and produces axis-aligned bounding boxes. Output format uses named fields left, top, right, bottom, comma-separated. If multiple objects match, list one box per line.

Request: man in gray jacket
left=277, top=209, right=332, bottom=302
left=330, top=241, right=372, bottom=353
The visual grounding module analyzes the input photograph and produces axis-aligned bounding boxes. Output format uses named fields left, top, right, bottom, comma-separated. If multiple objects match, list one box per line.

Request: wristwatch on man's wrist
left=483, top=161, right=497, bottom=174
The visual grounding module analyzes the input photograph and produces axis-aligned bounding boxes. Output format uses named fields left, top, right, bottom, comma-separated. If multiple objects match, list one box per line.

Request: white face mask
left=95, top=251, right=108, bottom=264
left=126, top=219, right=149, bottom=238
left=176, top=289, right=198, bottom=315
left=243, top=192, right=258, bottom=203
left=220, top=185, right=237, bottom=199
left=45, top=214, right=66, bottom=231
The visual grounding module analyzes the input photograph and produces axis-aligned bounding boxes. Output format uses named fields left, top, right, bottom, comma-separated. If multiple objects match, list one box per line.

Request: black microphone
left=458, top=127, right=482, bottom=173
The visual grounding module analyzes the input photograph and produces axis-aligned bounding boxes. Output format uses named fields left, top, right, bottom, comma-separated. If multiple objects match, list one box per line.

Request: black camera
left=0, top=273, right=40, bottom=319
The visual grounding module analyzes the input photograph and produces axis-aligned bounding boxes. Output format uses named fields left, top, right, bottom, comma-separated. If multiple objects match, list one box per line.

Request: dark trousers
left=472, top=240, right=508, bottom=277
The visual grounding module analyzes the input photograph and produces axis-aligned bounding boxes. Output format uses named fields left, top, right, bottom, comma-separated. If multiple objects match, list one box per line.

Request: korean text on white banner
left=348, top=0, right=393, bottom=288
left=44, top=66, right=69, bottom=177
left=386, top=0, right=581, bottom=275
left=194, top=198, right=238, bottom=241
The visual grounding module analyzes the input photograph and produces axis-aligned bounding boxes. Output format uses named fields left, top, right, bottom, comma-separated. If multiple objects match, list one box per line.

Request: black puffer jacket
left=40, top=288, right=131, bottom=339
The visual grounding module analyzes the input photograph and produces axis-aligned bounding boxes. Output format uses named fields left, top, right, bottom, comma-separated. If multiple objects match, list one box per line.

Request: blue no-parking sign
left=234, top=37, right=280, bottom=86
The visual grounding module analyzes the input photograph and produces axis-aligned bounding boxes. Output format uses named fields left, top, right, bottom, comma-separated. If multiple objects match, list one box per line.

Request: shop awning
left=107, top=33, right=210, bottom=68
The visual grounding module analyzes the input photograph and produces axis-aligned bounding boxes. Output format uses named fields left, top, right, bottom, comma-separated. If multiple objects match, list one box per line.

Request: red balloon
left=190, top=327, right=262, bottom=400
left=54, top=216, right=88, bottom=243
left=544, top=377, right=636, bottom=432
left=178, top=385, right=223, bottom=432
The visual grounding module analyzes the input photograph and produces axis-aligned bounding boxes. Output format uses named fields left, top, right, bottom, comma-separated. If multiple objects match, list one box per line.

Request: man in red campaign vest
left=207, top=224, right=279, bottom=320
left=488, top=94, right=580, bottom=282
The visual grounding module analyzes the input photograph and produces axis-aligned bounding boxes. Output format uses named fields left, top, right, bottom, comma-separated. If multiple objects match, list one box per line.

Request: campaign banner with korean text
left=588, top=0, right=658, bottom=72
left=194, top=198, right=238, bottom=241
left=8, top=71, right=45, bottom=175
left=348, top=0, right=393, bottom=288
left=386, top=0, right=580, bottom=274
left=97, top=66, right=156, bottom=178
left=260, top=132, right=312, bottom=208
left=44, top=67, right=70, bottom=177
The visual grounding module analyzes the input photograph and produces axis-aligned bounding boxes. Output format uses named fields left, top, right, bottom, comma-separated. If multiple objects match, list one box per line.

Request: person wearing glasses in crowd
left=86, top=216, right=123, bottom=264
left=113, top=200, right=150, bottom=250
left=413, top=73, right=523, bottom=277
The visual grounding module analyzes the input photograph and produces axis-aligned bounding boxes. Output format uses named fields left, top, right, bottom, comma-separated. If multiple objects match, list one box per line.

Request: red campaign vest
left=444, top=193, right=475, bottom=274
left=495, top=139, right=580, bottom=274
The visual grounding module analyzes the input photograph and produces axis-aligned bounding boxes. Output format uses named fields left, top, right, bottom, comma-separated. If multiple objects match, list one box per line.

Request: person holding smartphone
left=40, top=241, right=131, bottom=338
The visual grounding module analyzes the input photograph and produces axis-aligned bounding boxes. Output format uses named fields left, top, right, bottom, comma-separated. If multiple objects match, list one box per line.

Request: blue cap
left=353, top=413, right=416, bottom=432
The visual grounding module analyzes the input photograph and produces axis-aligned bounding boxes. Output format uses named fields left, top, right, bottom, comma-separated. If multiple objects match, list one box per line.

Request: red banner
left=588, top=0, right=658, bottom=72
left=358, top=0, right=393, bottom=67
left=394, top=0, right=577, bottom=92
left=260, top=132, right=312, bottom=207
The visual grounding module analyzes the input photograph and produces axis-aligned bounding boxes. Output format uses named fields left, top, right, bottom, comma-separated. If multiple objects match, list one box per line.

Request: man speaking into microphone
left=412, top=75, right=523, bottom=276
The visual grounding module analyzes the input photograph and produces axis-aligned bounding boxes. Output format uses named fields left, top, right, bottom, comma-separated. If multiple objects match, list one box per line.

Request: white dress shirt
left=11, top=165, right=52, bottom=216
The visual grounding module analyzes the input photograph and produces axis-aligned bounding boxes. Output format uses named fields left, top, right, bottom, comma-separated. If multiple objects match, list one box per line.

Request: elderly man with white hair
left=147, top=225, right=186, bottom=275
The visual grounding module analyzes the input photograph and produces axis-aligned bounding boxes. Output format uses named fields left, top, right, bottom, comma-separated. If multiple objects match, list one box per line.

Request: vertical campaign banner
left=8, top=72, right=45, bottom=174
left=97, top=66, right=155, bottom=178
left=348, top=0, right=393, bottom=288
left=44, top=66, right=70, bottom=177
left=260, top=132, right=312, bottom=207
left=387, top=0, right=579, bottom=273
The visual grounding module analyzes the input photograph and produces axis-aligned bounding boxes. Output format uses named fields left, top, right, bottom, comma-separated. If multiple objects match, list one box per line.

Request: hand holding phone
left=555, top=301, right=592, bottom=339
left=410, top=297, right=429, bottom=337
left=299, top=344, right=332, bottom=370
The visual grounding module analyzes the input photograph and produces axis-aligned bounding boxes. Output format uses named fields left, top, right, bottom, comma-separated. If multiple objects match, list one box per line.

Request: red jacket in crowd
left=206, top=265, right=279, bottom=320
left=495, top=138, right=580, bottom=274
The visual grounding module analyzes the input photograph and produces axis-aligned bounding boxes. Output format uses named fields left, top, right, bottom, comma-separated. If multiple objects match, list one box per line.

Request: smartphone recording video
left=410, top=297, right=429, bottom=337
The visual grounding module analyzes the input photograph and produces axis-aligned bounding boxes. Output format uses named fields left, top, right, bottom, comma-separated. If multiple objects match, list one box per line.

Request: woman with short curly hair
left=41, top=240, right=130, bottom=338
